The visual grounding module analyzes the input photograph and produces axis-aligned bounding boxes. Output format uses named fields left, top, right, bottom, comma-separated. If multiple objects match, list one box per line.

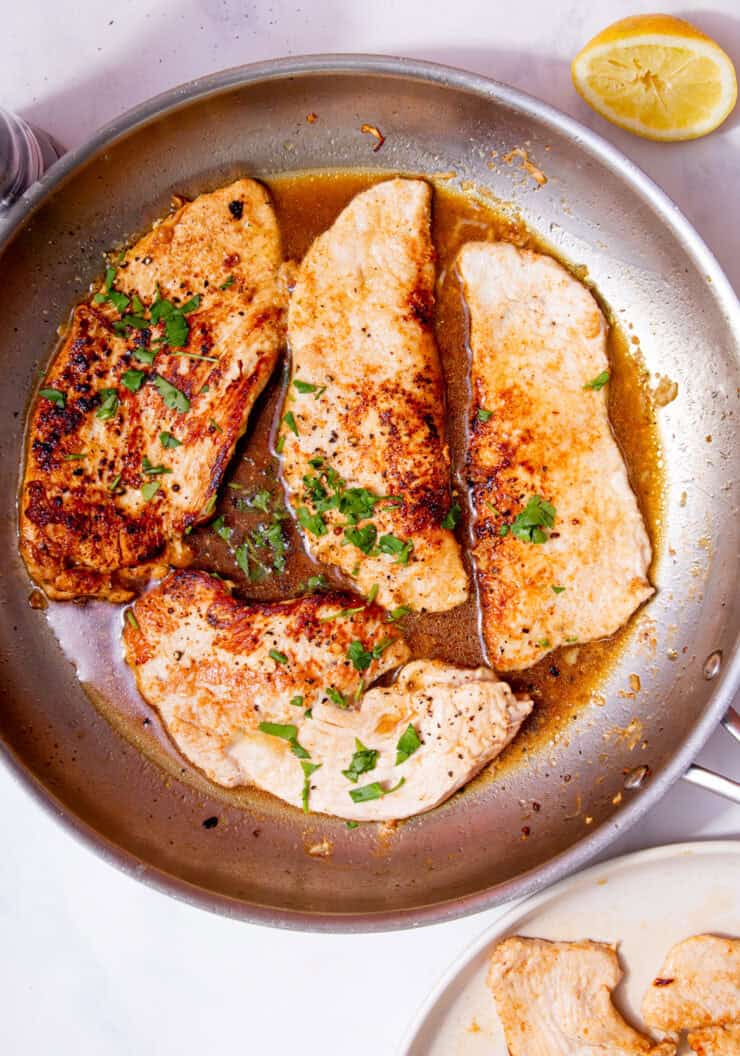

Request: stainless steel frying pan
left=0, top=56, right=738, bottom=931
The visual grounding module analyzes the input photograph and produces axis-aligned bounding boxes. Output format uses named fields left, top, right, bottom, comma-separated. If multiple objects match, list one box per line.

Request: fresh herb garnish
left=366, top=583, right=379, bottom=605
left=269, top=649, right=288, bottom=665
left=565, top=635, right=579, bottom=644
left=378, top=533, right=413, bottom=564
left=319, top=605, right=366, bottom=623
left=441, top=503, right=461, bottom=531
left=342, top=738, right=379, bottom=783
left=283, top=411, right=299, bottom=436
left=202, top=494, right=217, bottom=517
left=275, top=435, right=286, bottom=454
left=584, top=370, right=609, bottom=391
left=477, top=408, right=493, bottom=422
left=293, top=379, right=322, bottom=395
left=339, top=487, right=381, bottom=524
left=347, top=640, right=374, bottom=672
left=349, top=777, right=405, bottom=803
left=171, top=350, right=218, bottom=363
left=39, top=387, right=65, bottom=407
left=301, top=761, right=321, bottom=813
left=500, top=495, right=556, bottom=544
left=552, top=585, right=566, bottom=594
left=120, top=314, right=149, bottom=330
left=289, top=695, right=304, bottom=708
left=258, top=721, right=310, bottom=759
left=109, top=473, right=122, bottom=492
left=153, top=374, right=190, bottom=413
left=62, top=452, right=86, bottom=461
left=344, top=523, right=378, bottom=554
left=234, top=542, right=250, bottom=576
left=93, top=267, right=130, bottom=313
left=219, top=275, right=235, bottom=290
left=150, top=293, right=200, bottom=348
left=96, top=388, right=119, bottom=420
left=346, top=821, right=359, bottom=829
left=211, top=515, right=233, bottom=542
left=386, top=606, right=411, bottom=622
left=326, top=686, right=348, bottom=708
left=395, top=724, right=421, bottom=765
left=249, top=489, right=272, bottom=513
left=121, top=369, right=146, bottom=393
left=305, top=574, right=328, bottom=592
left=537, top=638, right=551, bottom=648
left=297, top=506, right=327, bottom=537
left=160, top=431, right=181, bottom=448
left=140, top=481, right=160, bottom=501
left=131, top=293, right=144, bottom=314
left=125, top=609, right=139, bottom=630
left=141, top=456, right=172, bottom=476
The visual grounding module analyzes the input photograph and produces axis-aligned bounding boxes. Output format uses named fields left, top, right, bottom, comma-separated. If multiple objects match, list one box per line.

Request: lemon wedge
left=572, top=14, right=737, bottom=140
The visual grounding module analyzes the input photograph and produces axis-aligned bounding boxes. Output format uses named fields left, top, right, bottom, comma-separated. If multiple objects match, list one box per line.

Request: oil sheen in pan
left=42, top=169, right=664, bottom=810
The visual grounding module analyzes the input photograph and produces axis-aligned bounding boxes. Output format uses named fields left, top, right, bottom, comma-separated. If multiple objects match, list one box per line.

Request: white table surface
left=1, top=2, right=738, bottom=1053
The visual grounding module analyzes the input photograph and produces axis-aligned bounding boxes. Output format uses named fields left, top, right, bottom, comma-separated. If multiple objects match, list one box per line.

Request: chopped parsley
left=201, top=494, right=217, bottom=516
left=366, top=583, right=379, bottom=605
left=39, top=387, right=65, bottom=407
left=346, top=821, right=359, bottom=829
left=552, top=585, right=566, bottom=594
left=219, top=275, right=235, bottom=290
left=283, top=411, right=299, bottom=436
left=537, top=638, right=551, bottom=648
left=211, top=515, right=233, bottom=542
left=172, top=350, right=218, bottom=363
left=292, top=378, right=324, bottom=396
left=275, top=435, right=286, bottom=454
left=249, top=489, right=272, bottom=513
left=297, top=506, right=327, bottom=536
left=584, top=370, right=609, bottom=391
left=326, top=686, right=348, bottom=708
left=93, top=267, right=130, bottom=313
left=305, top=574, right=328, bottom=592
left=269, top=649, right=288, bottom=665
left=141, top=456, right=172, bottom=476
left=120, top=313, right=149, bottom=330
left=125, top=609, right=139, bottom=630
left=289, top=696, right=304, bottom=708
left=378, top=533, right=413, bottom=565
left=565, top=635, right=579, bottom=644
left=234, top=541, right=250, bottom=576
left=500, top=495, right=556, bottom=544
left=386, top=606, right=411, bottom=622
left=301, top=761, right=321, bottom=813
left=341, top=738, right=379, bottom=783
left=339, top=487, right=381, bottom=524
left=319, top=605, right=365, bottom=623
left=477, top=408, right=493, bottom=422
left=133, top=347, right=156, bottom=366
left=62, top=452, right=86, bottom=461
left=160, top=431, right=181, bottom=448
left=441, top=503, right=461, bottom=531
left=344, top=523, right=377, bottom=554
left=349, top=777, right=405, bottom=804
left=347, top=640, right=374, bottom=672
left=150, top=293, right=200, bottom=348
left=121, top=369, right=146, bottom=393
left=153, top=374, right=190, bottom=413
left=109, top=473, right=122, bottom=492
left=140, top=481, right=160, bottom=501
left=395, top=724, right=421, bottom=765
left=96, top=388, right=119, bottom=420
left=258, top=721, right=310, bottom=759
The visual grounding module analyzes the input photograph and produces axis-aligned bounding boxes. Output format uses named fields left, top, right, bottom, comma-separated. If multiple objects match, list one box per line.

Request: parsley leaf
left=395, top=724, right=421, bottom=765
left=347, top=640, right=373, bottom=672
left=506, top=495, right=556, bottom=544
left=290, top=696, right=304, bottom=708
left=342, top=738, right=379, bottom=783
left=258, top=721, right=309, bottom=759
left=441, top=503, right=461, bottom=531
left=96, top=388, right=119, bottom=420
left=326, top=686, right=348, bottom=708
left=121, top=369, right=146, bottom=393
left=552, top=585, right=566, bottom=594
left=283, top=411, right=299, bottom=436
left=301, top=761, right=321, bottom=813
left=366, top=583, right=379, bottom=605
left=349, top=778, right=405, bottom=803
left=477, top=408, right=493, bottom=422
left=269, top=649, right=288, bottom=665
left=142, top=456, right=171, bottom=476
left=305, top=574, right=328, bottom=592
left=297, top=506, right=327, bottom=536
left=319, top=605, right=366, bottom=623
left=293, top=379, right=320, bottom=394
left=39, top=387, right=65, bottom=407
left=125, top=609, right=139, bottom=630
left=584, top=370, right=609, bottom=391
left=140, top=481, right=160, bottom=501
left=133, top=347, right=155, bottom=366
left=378, top=533, right=413, bottom=564
left=249, top=489, right=272, bottom=513
left=220, top=275, right=235, bottom=290
left=160, top=431, right=181, bottom=448
left=344, top=523, right=378, bottom=554
left=386, top=606, right=411, bottom=622
left=339, top=487, right=380, bottom=524
left=211, top=515, right=233, bottom=542
left=153, top=374, right=190, bottom=413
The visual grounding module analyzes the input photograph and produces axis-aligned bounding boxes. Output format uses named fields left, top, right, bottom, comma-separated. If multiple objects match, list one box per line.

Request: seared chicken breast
left=123, top=572, right=529, bottom=820
left=642, top=935, right=740, bottom=1045
left=282, top=178, right=468, bottom=613
left=458, top=242, right=653, bottom=670
left=20, top=179, right=285, bottom=601
left=488, top=937, right=677, bottom=1056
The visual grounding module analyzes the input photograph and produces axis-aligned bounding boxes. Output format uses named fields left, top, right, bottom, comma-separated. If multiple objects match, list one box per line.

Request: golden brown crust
left=20, top=179, right=285, bottom=601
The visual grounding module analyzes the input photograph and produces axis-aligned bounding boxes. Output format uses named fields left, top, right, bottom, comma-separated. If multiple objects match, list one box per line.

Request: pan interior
left=0, top=63, right=737, bottom=927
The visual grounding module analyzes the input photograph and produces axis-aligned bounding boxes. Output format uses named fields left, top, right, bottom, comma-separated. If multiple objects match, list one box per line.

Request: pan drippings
left=43, top=169, right=663, bottom=802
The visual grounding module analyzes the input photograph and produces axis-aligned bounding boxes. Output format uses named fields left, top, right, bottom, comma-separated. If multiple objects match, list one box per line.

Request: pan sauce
left=43, top=169, right=663, bottom=807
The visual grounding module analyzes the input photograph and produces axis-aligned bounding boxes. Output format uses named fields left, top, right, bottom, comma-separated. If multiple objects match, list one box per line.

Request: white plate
left=402, top=841, right=740, bottom=1055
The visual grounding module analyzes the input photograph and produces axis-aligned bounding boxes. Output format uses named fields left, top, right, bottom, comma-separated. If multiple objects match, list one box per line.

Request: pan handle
left=681, top=708, right=740, bottom=805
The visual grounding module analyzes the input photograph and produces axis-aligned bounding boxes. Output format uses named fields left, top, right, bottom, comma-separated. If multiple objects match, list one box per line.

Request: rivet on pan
left=703, top=651, right=722, bottom=680
left=624, top=765, right=650, bottom=790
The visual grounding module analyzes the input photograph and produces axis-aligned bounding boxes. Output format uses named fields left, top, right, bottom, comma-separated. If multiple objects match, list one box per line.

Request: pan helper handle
left=682, top=708, right=740, bottom=805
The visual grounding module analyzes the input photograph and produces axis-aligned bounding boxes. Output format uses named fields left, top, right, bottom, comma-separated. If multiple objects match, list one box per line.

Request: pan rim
left=1, top=53, right=738, bottom=932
